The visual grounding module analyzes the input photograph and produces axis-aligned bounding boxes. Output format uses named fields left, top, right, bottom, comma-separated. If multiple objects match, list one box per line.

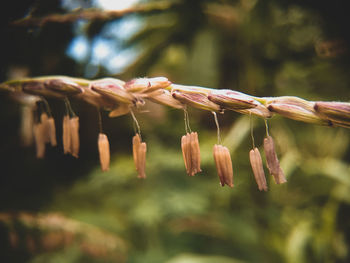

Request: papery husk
left=98, top=133, right=110, bottom=172
left=249, top=147, right=267, bottom=191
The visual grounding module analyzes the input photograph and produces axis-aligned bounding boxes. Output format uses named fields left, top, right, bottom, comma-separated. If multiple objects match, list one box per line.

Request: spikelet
left=249, top=147, right=267, bottom=191
left=69, top=117, right=80, bottom=158
left=98, top=133, right=110, bottom=172
left=132, top=134, right=147, bottom=178
left=62, top=115, right=71, bottom=154
left=33, top=123, right=46, bottom=158
left=263, top=136, right=286, bottom=184
left=213, top=144, right=233, bottom=187
left=181, top=132, right=201, bottom=176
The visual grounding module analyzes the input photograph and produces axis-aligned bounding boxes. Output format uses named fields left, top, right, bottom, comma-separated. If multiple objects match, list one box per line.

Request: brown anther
left=249, top=147, right=268, bottom=191
left=213, top=144, right=233, bottom=187
left=33, top=123, right=46, bottom=158
left=47, top=117, right=57, bottom=146
left=181, top=132, right=201, bottom=176
left=98, top=133, right=110, bottom=172
left=132, top=134, right=147, bottom=178
left=62, top=115, right=71, bottom=154
left=263, top=136, right=286, bottom=184
left=69, top=117, right=80, bottom=158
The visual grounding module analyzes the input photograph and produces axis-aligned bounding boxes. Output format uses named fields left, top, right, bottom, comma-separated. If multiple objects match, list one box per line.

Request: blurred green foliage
left=0, top=0, right=350, bottom=262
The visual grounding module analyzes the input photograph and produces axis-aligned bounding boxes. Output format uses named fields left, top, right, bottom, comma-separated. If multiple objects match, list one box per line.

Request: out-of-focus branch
left=12, top=1, right=179, bottom=27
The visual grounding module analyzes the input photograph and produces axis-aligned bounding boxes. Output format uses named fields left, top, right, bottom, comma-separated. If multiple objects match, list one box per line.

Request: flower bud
left=147, top=90, right=184, bottom=109
left=208, top=89, right=258, bottom=110
left=266, top=97, right=327, bottom=125
left=171, top=85, right=221, bottom=112
left=125, top=77, right=171, bottom=93
left=263, top=136, right=286, bottom=184
left=213, top=144, right=233, bottom=187
left=91, top=78, right=135, bottom=105
left=314, top=101, right=350, bottom=128
left=249, top=147, right=267, bottom=191
left=98, top=133, right=110, bottom=172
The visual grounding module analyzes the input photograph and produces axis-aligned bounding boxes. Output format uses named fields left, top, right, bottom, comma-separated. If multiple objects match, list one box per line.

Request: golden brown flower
left=98, top=133, right=110, bottom=172
left=213, top=144, right=233, bottom=187
left=181, top=132, right=201, bottom=176
left=132, top=134, right=147, bottom=178
left=263, top=136, right=286, bottom=184
left=249, top=147, right=268, bottom=191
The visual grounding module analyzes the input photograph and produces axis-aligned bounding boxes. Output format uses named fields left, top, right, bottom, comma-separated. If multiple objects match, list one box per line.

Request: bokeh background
left=1, top=0, right=350, bottom=262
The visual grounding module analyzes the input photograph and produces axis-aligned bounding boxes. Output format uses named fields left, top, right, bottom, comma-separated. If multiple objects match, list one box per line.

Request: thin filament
left=97, top=107, right=103, bottom=133
left=212, top=111, right=221, bottom=145
left=41, top=98, right=52, bottom=117
left=130, top=109, right=141, bottom=137
left=184, top=107, right=192, bottom=133
left=64, top=97, right=76, bottom=117
left=264, top=119, right=270, bottom=137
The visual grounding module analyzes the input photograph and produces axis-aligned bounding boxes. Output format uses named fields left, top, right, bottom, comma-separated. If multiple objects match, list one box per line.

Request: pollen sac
left=47, top=117, right=57, bottom=147
left=132, top=134, right=147, bottom=178
left=33, top=123, right=46, bottom=159
left=263, top=136, right=286, bottom=184
left=62, top=115, right=80, bottom=158
left=98, top=133, right=110, bottom=172
left=181, top=132, right=202, bottom=176
left=69, top=117, right=80, bottom=158
left=249, top=147, right=268, bottom=191
left=62, top=115, right=71, bottom=154
left=213, top=144, right=234, bottom=188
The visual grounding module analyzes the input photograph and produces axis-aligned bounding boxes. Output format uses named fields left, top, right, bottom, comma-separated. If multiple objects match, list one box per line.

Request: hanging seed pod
left=98, top=133, right=110, bottom=172
left=40, top=113, right=50, bottom=143
left=263, top=136, right=286, bottom=184
left=62, top=115, right=71, bottom=154
left=213, top=144, right=233, bottom=187
left=47, top=117, right=57, bottom=146
left=69, top=117, right=80, bottom=158
left=137, top=142, right=147, bottom=178
left=33, top=123, right=46, bottom=158
left=132, top=134, right=147, bottom=178
left=190, top=132, right=201, bottom=176
left=249, top=147, right=267, bottom=191
left=181, top=132, right=201, bottom=176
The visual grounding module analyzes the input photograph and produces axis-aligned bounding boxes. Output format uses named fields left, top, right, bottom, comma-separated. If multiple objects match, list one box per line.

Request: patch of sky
left=66, top=35, right=90, bottom=62
left=93, top=0, right=140, bottom=11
